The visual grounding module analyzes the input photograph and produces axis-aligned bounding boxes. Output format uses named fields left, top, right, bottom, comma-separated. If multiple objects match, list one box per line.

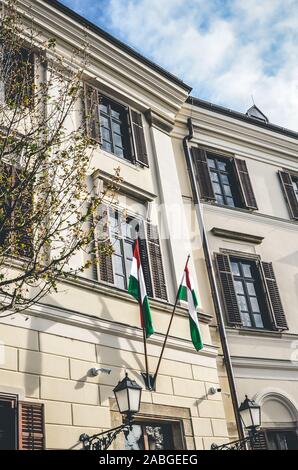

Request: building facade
left=1, top=0, right=297, bottom=452
left=173, top=98, right=298, bottom=449
left=0, top=0, right=230, bottom=450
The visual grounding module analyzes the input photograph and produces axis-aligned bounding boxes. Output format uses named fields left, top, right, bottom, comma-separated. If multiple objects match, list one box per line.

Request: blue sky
left=59, top=0, right=298, bottom=130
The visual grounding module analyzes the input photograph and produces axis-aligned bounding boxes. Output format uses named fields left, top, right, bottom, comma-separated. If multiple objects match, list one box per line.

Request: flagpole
left=152, top=255, right=190, bottom=389
left=134, top=226, right=152, bottom=390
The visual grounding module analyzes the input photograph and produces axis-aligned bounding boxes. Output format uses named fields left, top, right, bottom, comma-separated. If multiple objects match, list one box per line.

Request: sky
left=59, top=0, right=298, bottom=131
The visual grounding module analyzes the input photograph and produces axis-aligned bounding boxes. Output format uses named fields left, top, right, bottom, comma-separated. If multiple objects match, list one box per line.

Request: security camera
left=90, top=367, right=112, bottom=376
left=208, top=386, right=222, bottom=395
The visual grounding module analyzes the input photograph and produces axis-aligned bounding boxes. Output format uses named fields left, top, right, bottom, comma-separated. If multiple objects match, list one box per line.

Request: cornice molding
left=174, top=106, right=298, bottom=165
left=145, top=109, right=174, bottom=134
left=232, top=356, right=298, bottom=371
left=17, top=0, right=189, bottom=121
left=211, top=227, right=264, bottom=245
left=93, top=168, right=157, bottom=202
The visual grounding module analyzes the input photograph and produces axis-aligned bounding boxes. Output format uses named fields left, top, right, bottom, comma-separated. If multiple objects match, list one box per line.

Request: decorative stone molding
left=211, top=227, right=264, bottom=245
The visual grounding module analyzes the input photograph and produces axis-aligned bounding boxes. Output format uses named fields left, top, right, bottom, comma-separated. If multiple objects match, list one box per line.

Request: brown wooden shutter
left=234, top=158, right=258, bottom=210
left=147, top=223, right=167, bottom=300
left=138, top=222, right=153, bottom=298
left=215, top=253, right=242, bottom=326
left=279, top=171, right=298, bottom=219
left=261, top=262, right=288, bottom=331
left=18, top=402, right=45, bottom=450
left=252, top=431, right=268, bottom=450
left=191, top=148, right=215, bottom=201
left=84, top=84, right=101, bottom=144
left=95, top=204, right=114, bottom=284
left=130, top=110, right=149, bottom=166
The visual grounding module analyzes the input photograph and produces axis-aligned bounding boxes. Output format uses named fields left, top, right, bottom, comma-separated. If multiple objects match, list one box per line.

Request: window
left=109, top=209, right=135, bottom=290
left=0, top=396, right=17, bottom=450
left=215, top=253, right=288, bottom=331
left=279, top=171, right=298, bottom=220
left=0, top=48, right=34, bottom=108
left=207, top=155, right=237, bottom=207
left=266, top=430, right=298, bottom=450
left=94, top=204, right=168, bottom=301
left=191, top=148, right=258, bottom=211
left=0, top=396, right=44, bottom=450
left=84, top=85, right=149, bottom=166
left=100, top=97, right=131, bottom=160
left=0, top=162, right=33, bottom=258
left=230, top=258, right=269, bottom=329
left=124, top=422, right=175, bottom=450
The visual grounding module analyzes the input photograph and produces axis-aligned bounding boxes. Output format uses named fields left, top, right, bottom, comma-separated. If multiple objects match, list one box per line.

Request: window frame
left=264, top=428, right=298, bottom=450
left=108, top=208, right=135, bottom=290
left=99, top=96, right=132, bottom=161
left=124, top=418, right=185, bottom=451
left=0, top=393, right=18, bottom=450
left=230, top=257, right=270, bottom=330
left=206, top=152, right=244, bottom=209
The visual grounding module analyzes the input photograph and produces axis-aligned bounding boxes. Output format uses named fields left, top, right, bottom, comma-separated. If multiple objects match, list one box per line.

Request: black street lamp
left=239, top=395, right=261, bottom=434
left=211, top=395, right=262, bottom=450
left=80, top=374, right=142, bottom=450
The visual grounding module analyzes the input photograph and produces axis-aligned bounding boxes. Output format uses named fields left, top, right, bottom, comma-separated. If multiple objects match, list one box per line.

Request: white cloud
left=100, top=0, right=298, bottom=131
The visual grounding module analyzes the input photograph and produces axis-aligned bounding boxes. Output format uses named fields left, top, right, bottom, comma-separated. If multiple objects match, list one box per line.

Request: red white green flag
left=178, top=262, right=203, bottom=351
left=128, top=238, right=154, bottom=338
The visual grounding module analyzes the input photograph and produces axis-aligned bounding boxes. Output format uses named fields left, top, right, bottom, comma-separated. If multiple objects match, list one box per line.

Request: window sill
left=226, top=325, right=283, bottom=338
left=95, top=147, right=140, bottom=171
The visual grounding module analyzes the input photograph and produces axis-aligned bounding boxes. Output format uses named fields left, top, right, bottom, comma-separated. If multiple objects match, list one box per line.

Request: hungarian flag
left=178, top=262, right=203, bottom=351
left=128, top=238, right=154, bottom=338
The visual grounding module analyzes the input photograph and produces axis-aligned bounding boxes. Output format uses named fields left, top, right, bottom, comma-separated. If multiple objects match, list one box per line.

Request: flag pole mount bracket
left=141, top=372, right=155, bottom=391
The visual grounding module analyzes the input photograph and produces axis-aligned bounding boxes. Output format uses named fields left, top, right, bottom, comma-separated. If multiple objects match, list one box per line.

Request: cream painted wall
left=173, top=102, right=298, bottom=435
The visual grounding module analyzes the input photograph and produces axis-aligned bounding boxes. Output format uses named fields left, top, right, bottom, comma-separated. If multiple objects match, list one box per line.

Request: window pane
left=224, top=185, right=232, bottom=197
left=114, top=274, right=126, bottom=289
left=99, top=103, right=108, bottom=113
left=112, top=122, right=121, bottom=134
left=253, top=314, right=264, bottom=328
left=102, top=128, right=111, bottom=141
left=102, top=141, right=112, bottom=152
left=242, top=263, right=252, bottom=278
left=124, top=238, right=133, bottom=255
left=211, top=172, right=219, bottom=183
left=207, top=158, right=216, bottom=168
left=231, top=262, right=240, bottom=276
left=226, top=196, right=235, bottom=207
left=221, top=174, right=229, bottom=185
left=250, top=296, right=260, bottom=313
left=101, top=116, right=110, bottom=128
left=216, top=194, right=224, bottom=205
left=246, top=282, right=256, bottom=296
left=217, top=160, right=227, bottom=171
left=111, top=238, right=122, bottom=255
left=111, top=109, right=121, bottom=119
left=213, top=183, right=222, bottom=194
left=240, top=311, right=252, bottom=327
left=234, top=280, right=244, bottom=294
left=238, top=295, right=248, bottom=312
left=114, top=133, right=124, bottom=148
left=115, top=147, right=124, bottom=158
left=113, top=254, right=124, bottom=275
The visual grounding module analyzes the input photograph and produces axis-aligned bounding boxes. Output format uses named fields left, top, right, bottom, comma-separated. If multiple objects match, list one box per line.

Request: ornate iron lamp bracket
left=79, top=423, right=132, bottom=451
left=211, top=431, right=263, bottom=451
